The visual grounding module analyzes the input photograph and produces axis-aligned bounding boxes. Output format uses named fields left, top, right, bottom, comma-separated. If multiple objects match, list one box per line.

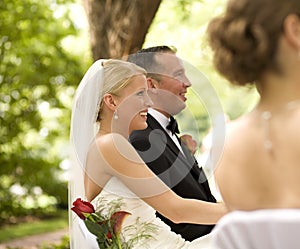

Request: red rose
left=71, top=198, right=95, bottom=220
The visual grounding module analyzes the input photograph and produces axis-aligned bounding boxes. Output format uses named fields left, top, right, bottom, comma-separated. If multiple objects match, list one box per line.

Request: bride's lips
left=139, top=110, right=148, bottom=120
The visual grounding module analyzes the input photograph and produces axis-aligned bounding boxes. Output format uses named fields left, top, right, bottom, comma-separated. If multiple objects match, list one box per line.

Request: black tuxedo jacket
left=129, top=114, right=216, bottom=241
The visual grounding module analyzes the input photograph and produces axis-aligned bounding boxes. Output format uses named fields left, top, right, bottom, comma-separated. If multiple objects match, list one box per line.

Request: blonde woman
left=69, top=59, right=227, bottom=248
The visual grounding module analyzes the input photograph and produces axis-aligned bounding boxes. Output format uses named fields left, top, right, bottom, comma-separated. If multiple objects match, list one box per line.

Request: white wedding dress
left=79, top=176, right=212, bottom=249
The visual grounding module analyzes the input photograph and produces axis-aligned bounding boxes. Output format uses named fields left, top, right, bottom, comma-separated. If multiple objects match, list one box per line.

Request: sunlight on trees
left=0, top=0, right=260, bottom=224
left=0, top=0, right=84, bottom=222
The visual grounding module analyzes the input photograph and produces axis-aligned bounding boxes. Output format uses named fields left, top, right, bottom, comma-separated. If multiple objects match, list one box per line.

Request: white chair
left=212, top=209, right=300, bottom=249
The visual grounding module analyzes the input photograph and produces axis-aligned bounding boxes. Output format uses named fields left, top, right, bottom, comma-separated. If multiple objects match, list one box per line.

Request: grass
left=0, top=211, right=68, bottom=243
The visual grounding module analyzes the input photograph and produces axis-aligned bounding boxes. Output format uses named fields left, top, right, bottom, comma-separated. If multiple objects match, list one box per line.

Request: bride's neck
left=98, top=121, right=129, bottom=139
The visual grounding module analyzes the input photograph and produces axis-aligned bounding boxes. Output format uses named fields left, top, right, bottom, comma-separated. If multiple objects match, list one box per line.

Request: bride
left=69, top=59, right=227, bottom=248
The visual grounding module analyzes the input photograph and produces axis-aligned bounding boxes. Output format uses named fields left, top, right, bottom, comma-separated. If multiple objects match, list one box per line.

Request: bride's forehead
left=124, top=75, right=147, bottom=89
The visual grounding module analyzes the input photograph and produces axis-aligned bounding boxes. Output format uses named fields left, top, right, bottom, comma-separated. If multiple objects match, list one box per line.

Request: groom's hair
left=127, top=45, right=177, bottom=80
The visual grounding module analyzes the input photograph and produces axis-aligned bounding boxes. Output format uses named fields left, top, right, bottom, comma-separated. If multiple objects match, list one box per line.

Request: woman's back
left=215, top=106, right=300, bottom=210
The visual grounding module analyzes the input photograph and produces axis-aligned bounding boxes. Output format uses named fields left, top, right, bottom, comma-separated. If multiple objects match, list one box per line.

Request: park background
left=0, top=0, right=258, bottom=247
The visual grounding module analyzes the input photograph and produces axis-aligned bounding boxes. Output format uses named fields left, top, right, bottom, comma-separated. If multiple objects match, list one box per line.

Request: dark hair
left=127, top=45, right=177, bottom=80
left=207, top=0, right=300, bottom=86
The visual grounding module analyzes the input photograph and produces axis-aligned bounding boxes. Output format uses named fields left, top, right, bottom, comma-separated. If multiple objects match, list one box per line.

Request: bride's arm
left=143, top=191, right=227, bottom=225
left=88, top=133, right=227, bottom=224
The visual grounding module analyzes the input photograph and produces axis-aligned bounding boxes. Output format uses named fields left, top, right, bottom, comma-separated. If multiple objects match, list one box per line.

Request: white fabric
left=87, top=176, right=213, bottom=249
left=69, top=59, right=105, bottom=249
left=212, top=209, right=300, bottom=249
left=70, top=59, right=104, bottom=171
left=77, top=219, right=99, bottom=249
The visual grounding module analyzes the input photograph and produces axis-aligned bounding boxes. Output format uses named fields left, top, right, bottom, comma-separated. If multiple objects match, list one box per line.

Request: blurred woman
left=207, top=0, right=300, bottom=211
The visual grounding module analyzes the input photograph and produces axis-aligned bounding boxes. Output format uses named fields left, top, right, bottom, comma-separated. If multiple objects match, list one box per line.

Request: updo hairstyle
left=96, top=59, right=146, bottom=122
left=207, top=0, right=300, bottom=86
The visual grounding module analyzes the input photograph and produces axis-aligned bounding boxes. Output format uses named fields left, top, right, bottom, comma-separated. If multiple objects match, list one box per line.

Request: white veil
left=69, top=59, right=105, bottom=249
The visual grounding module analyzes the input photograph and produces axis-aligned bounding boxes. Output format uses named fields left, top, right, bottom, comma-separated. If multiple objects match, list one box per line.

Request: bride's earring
left=113, top=110, right=119, bottom=120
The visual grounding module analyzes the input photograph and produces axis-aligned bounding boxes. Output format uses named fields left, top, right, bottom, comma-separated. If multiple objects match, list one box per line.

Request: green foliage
left=0, top=0, right=260, bottom=228
left=0, top=0, right=86, bottom=222
left=175, top=0, right=204, bottom=21
left=0, top=211, right=68, bottom=243
left=40, top=236, right=70, bottom=249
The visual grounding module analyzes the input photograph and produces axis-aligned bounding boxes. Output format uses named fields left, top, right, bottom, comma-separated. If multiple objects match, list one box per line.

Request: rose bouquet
left=71, top=197, right=158, bottom=249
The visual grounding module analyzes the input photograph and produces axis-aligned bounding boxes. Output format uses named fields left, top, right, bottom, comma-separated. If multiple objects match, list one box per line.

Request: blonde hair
left=96, top=59, right=146, bottom=122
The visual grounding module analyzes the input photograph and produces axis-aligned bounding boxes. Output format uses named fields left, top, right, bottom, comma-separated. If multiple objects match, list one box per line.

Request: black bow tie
left=166, top=116, right=180, bottom=135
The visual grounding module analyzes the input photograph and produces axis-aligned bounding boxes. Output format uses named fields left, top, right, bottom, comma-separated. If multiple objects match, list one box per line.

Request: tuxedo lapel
left=147, top=114, right=183, bottom=155
left=180, top=140, right=195, bottom=164
left=147, top=114, right=193, bottom=168
left=180, top=139, right=212, bottom=190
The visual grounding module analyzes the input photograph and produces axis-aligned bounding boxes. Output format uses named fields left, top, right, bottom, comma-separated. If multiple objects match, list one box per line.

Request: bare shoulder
left=95, top=133, right=126, bottom=148
left=214, top=115, right=256, bottom=207
left=223, top=116, right=253, bottom=153
left=95, top=133, right=144, bottom=164
left=95, top=133, right=130, bottom=153
left=285, top=107, right=300, bottom=149
left=215, top=114, right=256, bottom=173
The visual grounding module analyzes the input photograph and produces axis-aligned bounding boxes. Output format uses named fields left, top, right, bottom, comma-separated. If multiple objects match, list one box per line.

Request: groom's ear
left=103, top=93, right=117, bottom=111
left=147, top=77, right=158, bottom=89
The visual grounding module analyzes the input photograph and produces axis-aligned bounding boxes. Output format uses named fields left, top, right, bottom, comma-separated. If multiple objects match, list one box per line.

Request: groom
left=128, top=46, right=217, bottom=241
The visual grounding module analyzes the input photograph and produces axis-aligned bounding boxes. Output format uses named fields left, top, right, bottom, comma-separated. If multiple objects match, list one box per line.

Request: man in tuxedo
left=128, top=46, right=217, bottom=241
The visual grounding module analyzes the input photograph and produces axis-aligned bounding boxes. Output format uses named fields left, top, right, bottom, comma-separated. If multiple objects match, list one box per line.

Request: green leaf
left=84, top=219, right=109, bottom=238
left=0, top=0, right=86, bottom=222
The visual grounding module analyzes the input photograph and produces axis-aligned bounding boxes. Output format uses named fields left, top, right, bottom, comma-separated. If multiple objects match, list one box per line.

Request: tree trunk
left=83, top=0, right=162, bottom=60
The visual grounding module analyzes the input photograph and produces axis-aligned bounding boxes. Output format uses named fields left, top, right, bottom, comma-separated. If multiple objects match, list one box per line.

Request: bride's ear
left=102, top=93, right=117, bottom=111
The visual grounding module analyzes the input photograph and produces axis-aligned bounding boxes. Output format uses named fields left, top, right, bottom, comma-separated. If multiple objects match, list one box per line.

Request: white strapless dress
left=78, top=177, right=212, bottom=249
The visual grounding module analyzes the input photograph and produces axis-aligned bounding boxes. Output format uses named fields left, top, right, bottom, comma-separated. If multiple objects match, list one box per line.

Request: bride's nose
left=144, top=92, right=153, bottom=107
